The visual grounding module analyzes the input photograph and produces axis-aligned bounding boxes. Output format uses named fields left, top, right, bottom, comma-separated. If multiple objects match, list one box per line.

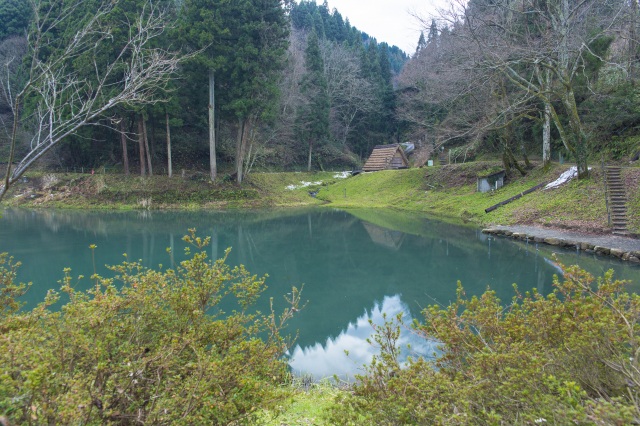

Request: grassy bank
left=2, top=162, right=639, bottom=234
left=317, top=162, right=640, bottom=234
left=0, top=171, right=339, bottom=210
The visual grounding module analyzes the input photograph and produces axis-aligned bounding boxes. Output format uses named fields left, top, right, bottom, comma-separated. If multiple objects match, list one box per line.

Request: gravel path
left=491, top=225, right=640, bottom=252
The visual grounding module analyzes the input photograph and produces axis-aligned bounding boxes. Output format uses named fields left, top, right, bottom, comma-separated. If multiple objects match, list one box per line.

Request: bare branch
left=0, top=0, right=186, bottom=200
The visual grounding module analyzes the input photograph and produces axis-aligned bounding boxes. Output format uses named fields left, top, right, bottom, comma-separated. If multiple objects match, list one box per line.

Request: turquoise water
left=2, top=208, right=639, bottom=379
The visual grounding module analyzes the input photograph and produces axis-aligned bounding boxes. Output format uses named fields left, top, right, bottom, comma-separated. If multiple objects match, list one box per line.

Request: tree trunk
left=561, top=87, right=589, bottom=178
left=543, top=101, right=551, bottom=167
left=120, top=119, right=129, bottom=176
left=521, top=143, right=531, bottom=169
left=235, top=117, right=247, bottom=184
left=209, top=70, right=217, bottom=182
left=0, top=95, right=22, bottom=201
left=542, top=70, right=551, bottom=168
left=503, top=140, right=526, bottom=176
left=142, top=115, right=152, bottom=176
left=555, top=0, right=587, bottom=178
left=502, top=151, right=511, bottom=174
left=630, top=0, right=638, bottom=78
left=138, top=115, right=146, bottom=176
left=243, top=120, right=257, bottom=178
left=307, top=141, right=313, bottom=172
left=166, top=111, right=172, bottom=178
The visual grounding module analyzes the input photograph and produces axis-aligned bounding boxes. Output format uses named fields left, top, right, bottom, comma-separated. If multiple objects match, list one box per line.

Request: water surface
left=2, top=208, right=639, bottom=379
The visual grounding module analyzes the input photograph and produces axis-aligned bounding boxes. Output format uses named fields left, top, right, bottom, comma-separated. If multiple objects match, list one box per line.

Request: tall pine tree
left=297, top=30, right=330, bottom=171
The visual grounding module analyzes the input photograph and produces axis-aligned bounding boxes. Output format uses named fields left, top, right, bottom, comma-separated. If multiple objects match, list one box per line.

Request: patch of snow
left=286, top=181, right=323, bottom=190
left=544, top=166, right=591, bottom=190
left=333, top=171, right=350, bottom=179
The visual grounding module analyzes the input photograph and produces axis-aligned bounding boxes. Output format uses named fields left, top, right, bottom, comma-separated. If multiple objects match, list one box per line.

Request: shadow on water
left=2, top=207, right=639, bottom=379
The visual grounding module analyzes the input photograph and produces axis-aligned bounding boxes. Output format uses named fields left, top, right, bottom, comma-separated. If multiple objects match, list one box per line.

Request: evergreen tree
left=0, top=0, right=31, bottom=40
left=179, top=0, right=229, bottom=181
left=427, top=19, right=439, bottom=46
left=331, top=9, right=346, bottom=44
left=291, top=1, right=314, bottom=31
left=415, top=31, right=427, bottom=56
left=298, top=31, right=330, bottom=171
left=221, top=0, right=289, bottom=183
left=312, top=9, right=325, bottom=39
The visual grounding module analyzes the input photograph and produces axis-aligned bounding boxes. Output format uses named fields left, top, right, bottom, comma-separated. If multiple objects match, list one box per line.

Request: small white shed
left=477, top=170, right=506, bottom=193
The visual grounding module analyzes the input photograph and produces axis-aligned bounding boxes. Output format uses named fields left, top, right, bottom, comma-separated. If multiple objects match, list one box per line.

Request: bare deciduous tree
left=443, top=0, right=625, bottom=177
left=0, top=0, right=184, bottom=200
left=321, top=40, right=377, bottom=147
left=403, top=0, right=627, bottom=176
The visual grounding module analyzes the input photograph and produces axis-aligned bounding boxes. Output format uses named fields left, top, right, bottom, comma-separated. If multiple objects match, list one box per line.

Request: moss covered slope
left=2, top=164, right=638, bottom=234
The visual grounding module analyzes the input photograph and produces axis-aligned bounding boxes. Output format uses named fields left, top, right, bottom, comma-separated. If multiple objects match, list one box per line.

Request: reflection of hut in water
left=363, top=144, right=409, bottom=172
left=477, top=170, right=506, bottom=193
left=362, top=222, right=406, bottom=251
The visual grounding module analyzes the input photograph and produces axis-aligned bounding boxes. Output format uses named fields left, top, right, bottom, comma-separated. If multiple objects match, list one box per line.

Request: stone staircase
left=605, top=166, right=629, bottom=236
left=438, top=148, right=448, bottom=165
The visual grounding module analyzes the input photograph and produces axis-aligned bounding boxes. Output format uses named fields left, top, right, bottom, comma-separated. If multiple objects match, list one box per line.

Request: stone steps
left=438, top=150, right=447, bottom=165
left=606, top=166, right=628, bottom=236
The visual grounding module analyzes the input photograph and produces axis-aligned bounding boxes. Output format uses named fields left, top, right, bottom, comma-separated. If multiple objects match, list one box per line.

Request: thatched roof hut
left=362, top=222, right=406, bottom=251
left=362, top=144, right=409, bottom=172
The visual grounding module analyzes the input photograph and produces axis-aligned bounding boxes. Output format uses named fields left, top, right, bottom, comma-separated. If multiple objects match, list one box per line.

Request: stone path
left=483, top=225, right=640, bottom=263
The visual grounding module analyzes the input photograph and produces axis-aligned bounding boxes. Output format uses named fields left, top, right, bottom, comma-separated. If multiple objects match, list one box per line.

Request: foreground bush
left=331, top=265, right=640, bottom=425
left=0, top=231, right=301, bottom=425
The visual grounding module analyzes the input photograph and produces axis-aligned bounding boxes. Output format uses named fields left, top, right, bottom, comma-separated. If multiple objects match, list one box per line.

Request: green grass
left=316, top=168, right=426, bottom=209
left=3, top=164, right=635, bottom=235
left=245, top=171, right=344, bottom=207
left=259, top=379, right=346, bottom=426
left=315, top=163, right=615, bottom=231
left=625, top=167, right=640, bottom=235
left=1, top=171, right=344, bottom=210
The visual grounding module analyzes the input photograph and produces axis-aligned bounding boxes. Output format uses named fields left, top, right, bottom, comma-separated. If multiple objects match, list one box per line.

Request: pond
left=2, top=208, right=639, bottom=380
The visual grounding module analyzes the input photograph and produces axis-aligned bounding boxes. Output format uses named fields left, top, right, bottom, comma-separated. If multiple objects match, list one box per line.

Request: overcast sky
left=314, top=0, right=449, bottom=54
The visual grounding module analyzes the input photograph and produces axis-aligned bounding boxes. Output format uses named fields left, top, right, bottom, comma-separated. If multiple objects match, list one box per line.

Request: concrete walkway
left=491, top=225, right=640, bottom=252
left=483, top=225, right=640, bottom=263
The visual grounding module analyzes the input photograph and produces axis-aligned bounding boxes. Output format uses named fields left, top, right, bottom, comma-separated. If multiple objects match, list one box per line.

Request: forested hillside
left=399, top=0, right=640, bottom=177
left=0, top=0, right=407, bottom=188
left=1, top=0, right=639, bottom=191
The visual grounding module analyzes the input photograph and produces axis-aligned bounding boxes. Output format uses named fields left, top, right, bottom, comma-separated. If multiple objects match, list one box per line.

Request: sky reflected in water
left=289, top=294, right=438, bottom=381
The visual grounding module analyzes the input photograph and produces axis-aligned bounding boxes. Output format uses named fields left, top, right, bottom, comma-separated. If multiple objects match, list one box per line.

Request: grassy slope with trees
left=3, top=161, right=639, bottom=235
left=4, top=0, right=640, bottom=423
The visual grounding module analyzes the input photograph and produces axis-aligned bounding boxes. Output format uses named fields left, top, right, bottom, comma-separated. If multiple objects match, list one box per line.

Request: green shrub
left=0, top=254, right=30, bottom=317
left=0, top=230, right=302, bottom=425
left=330, top=264, right=640, bottom=425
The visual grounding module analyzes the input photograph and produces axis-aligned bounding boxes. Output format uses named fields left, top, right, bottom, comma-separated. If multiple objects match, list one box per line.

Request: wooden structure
left=477, top=170, right=506, bottom=193
left=363, top=144, right=409, bottom=172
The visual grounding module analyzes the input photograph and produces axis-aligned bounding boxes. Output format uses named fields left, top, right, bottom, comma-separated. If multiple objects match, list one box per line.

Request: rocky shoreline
left=483, top=225, right=640, bottom=264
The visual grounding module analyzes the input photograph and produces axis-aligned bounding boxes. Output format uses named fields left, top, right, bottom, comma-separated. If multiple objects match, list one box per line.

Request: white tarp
left=544, top=166, right=591, bottom=190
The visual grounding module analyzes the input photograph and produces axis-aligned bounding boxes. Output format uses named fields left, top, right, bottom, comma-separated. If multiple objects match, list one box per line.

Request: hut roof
left=362, top=222, right=406, bottom=250
left=362, top=144, right=409, bottom=172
